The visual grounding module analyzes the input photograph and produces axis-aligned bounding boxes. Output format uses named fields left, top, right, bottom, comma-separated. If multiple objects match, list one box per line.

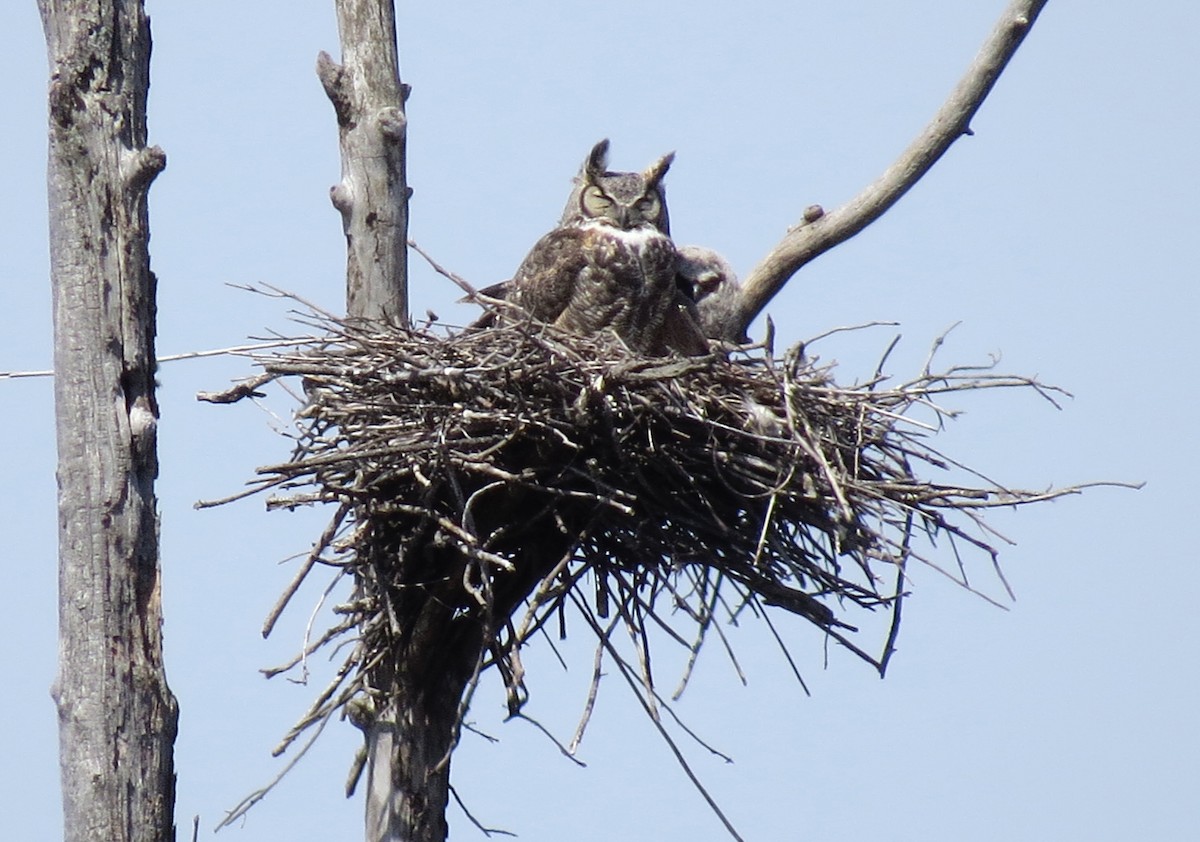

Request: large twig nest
left=204, top=308, right=1092, bottom=784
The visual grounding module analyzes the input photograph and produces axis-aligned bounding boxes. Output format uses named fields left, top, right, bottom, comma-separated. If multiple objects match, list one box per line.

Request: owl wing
left=511, top=225, right=637, bottom=340
left=510, top=227, right=591, bottom=325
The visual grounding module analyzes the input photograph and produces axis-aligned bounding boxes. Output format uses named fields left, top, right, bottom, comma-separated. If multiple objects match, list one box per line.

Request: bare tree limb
left=734, top=0, right=1049, bottom=338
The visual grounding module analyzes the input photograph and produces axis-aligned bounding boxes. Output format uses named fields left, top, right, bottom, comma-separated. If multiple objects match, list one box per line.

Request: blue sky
left=3, top=1, right=1197, bottom=839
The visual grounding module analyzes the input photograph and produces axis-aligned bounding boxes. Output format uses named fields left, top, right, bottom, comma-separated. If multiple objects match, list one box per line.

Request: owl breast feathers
left=511, top=223, right=683, bottom=353
left=509, top=139, right=707, bottom=356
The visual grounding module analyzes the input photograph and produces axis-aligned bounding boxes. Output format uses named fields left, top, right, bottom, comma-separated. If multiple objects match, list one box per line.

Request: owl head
left=560, top=139, right=675, bottom=234
left=677, top=245, right=748, bottom=343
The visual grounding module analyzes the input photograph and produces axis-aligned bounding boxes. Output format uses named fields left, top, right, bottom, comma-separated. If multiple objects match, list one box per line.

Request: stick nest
left=205, top=310, right=1086, bottom=789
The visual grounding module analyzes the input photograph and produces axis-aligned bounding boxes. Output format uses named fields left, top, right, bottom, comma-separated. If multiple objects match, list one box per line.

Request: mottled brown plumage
left=510, top=139, right=705, bottom=355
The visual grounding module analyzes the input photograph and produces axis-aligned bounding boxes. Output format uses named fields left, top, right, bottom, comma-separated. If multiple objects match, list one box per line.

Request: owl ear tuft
left=584, top=139, right=611, bottom=181
left=644, top=151, right=675, bottom=187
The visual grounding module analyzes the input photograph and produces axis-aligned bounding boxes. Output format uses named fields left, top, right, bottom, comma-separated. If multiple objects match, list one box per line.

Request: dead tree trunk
left=316, top=1, right=433, bottom=839
left=357, top=570, right=481, bottom=842
left=39, top=2, right=177, bottom=840
left=318, top=0, right=410, bottom=325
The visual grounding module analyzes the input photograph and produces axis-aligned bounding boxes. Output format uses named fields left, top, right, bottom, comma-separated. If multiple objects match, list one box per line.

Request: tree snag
left=318, top=0, right=411, bottom=325
left=318, top=1, right=420, bottom=839
left=39, top=1, right=177, bottom=841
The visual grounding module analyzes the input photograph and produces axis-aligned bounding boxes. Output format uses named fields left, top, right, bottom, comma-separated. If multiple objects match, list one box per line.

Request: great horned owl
left=509, top=139, right=704, bottom=354
left=676, top=245, right=748, bottom=343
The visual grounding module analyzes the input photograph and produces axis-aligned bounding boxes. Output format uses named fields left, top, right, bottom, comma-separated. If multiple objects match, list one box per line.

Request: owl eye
left=635, top=193, right=660, bottom=216
left=582, top=186, right=614, bottom=217
left=695, top=273, right=720, bottom=295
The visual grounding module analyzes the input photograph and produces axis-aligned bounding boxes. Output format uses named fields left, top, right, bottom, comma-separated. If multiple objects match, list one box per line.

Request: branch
left=734, top=0, right=1049, bottom=337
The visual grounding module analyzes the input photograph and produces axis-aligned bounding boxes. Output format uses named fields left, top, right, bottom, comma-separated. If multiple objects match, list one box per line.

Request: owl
left=509, top=139, right=705, bottom=355
left=675, top=245, right=748, bottom=343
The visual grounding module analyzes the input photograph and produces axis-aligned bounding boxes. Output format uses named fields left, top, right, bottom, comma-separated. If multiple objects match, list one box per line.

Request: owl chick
left=675, top=245, right=748, bottom=344
left=509, top=139, right=702, bottom=355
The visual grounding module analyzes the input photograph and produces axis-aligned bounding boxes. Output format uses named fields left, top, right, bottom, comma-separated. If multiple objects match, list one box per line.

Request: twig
left=216, top=702, right=338, bottom=830
left=262, top=502, right=351, bottom=639
left=408, top=238, right=478, bottom=299
left=197, top=372, right=278, bottom=404
left=511, top=713, right=587, bottom=767
left=571, top=592, right=746, bottom=842
left=1, top=339, right=305, bottom=383
left=568, top=616, right=614, bottom=754
left=449, top=785, right=517, bottom=838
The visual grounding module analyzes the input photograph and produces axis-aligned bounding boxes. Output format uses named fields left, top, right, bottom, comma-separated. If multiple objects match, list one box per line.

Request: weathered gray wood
left=318, top=0, right=410, bottom=324
left=317, top=2, right=425, bottom=839
left=735, top=0, right=1049, bottom=339
left=358, top=647, right=473, bottom=842
left=39, top=2, right=177, bottom=840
